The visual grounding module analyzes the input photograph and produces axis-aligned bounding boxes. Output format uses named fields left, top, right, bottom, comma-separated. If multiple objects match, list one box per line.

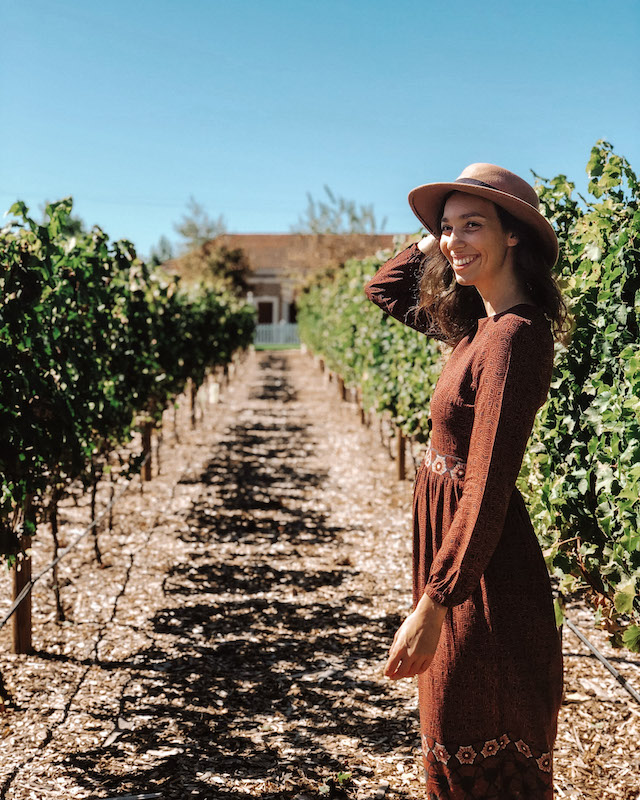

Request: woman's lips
left=451, top=254, right=479, bottom=270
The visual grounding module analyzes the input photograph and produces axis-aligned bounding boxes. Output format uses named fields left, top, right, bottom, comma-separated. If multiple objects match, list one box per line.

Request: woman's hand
left=417, top=234, right=437, bottom=255
left=384, top=593, right=447, bottom=680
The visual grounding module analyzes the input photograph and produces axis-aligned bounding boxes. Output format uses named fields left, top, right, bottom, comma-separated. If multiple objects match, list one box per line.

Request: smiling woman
left=364, top=164, right=568, bottom=799
left=413, top=165, right=567, bottom=347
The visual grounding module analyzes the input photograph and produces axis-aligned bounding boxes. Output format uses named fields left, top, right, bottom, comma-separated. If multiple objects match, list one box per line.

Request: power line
left=0, top=192, right=185, bottom=211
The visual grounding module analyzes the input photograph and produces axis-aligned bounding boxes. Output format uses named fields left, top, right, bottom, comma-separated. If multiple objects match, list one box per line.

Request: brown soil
left=0, top=350, right=638, bottom=800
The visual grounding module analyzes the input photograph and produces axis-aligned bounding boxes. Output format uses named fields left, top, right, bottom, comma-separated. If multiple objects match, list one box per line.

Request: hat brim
left=408, top=182, right=559, bottom=268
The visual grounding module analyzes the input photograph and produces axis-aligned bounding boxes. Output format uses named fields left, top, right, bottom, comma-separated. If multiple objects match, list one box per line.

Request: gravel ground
left=0, top=349, right=638, bottom=800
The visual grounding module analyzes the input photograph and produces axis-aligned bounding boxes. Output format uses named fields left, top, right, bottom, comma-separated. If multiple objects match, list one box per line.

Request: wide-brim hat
left=408, top=163, right=559, bottom=267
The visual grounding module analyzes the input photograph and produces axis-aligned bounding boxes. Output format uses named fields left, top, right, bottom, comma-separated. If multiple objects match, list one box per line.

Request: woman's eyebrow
left=441, top=212, right=488, bottom=223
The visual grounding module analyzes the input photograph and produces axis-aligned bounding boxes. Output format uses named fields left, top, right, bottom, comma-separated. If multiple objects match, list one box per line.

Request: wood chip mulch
left=0, top=349, right=638, bottom=800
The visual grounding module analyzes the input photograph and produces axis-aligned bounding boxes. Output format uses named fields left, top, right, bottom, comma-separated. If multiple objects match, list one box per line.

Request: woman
left=364, top=163, right=566, bottom=799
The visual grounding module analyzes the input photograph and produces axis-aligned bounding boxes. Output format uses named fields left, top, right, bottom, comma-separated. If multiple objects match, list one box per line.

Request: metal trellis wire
left=0, top=451, right=151, bottom=633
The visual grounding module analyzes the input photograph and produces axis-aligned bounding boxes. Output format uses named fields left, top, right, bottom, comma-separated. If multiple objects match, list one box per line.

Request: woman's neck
left=481, top=290, right=532, bottom=317
left=475, top=256, right=531, bottom=317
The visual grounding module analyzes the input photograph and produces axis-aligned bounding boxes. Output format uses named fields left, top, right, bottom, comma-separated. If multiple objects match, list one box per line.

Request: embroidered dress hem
left=422, top=733, right=554, bottom=799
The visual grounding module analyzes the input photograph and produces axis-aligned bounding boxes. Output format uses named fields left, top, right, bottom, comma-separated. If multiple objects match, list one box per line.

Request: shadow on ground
left=63, top=354, right=414, bottom=799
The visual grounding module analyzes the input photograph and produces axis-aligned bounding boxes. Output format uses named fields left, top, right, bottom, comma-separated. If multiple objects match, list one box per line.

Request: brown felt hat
left=408, top=163, right=559, bottom=267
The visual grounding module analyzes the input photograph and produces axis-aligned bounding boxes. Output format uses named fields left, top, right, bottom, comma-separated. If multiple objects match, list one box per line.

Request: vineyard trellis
left=298, top=141, right=640, bottom=653
left=0, top=197, right=256, bottom=652
left=0, top=450, right=151, bottom=635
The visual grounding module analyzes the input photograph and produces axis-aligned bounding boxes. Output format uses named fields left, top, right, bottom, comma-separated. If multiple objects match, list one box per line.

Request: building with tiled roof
left=209, top=232, right=406, bottom=323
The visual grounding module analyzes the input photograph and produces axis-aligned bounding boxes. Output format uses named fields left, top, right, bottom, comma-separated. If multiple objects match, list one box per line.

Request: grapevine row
left=1, top=197, right=255, bottom=563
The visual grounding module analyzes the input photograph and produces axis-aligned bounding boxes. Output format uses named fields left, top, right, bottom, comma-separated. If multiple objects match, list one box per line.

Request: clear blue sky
left=2, top=0, right=639, bottom=257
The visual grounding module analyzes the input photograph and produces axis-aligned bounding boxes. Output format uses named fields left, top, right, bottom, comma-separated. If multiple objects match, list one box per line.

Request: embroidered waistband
left=424, top=445, right=466, bottom=481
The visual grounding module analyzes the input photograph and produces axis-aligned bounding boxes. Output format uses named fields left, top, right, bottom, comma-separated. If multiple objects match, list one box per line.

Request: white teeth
left=452, top=255, right=476, bottom=266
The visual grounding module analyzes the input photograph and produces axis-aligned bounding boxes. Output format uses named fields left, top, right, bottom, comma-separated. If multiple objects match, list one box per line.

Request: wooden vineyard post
left=156, top=421, right=163, bottom=476
left=12, top=494, right=34, bottom=654
left=359, top=395, right=367, bottom=426
left=49, top=487, right=66, bottom=620
left=142, top=420, right=153, bottom=481
left=337, top=375, right=346, bottom=401
left=190, top=380, right=198, bottom=428
left=107, top=457, right=115, bottom=535
left=318, top=357, right=325, bottom=374
left=396, top=427, right=406, bottom=481
left=90, top=462, right=103, bottom=565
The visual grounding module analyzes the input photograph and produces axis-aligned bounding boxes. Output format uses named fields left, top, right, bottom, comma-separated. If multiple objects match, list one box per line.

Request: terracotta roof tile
left=207, top=233, right=407, bottom=272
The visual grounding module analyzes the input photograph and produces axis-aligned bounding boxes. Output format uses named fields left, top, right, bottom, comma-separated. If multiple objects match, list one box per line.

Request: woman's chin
left=453, top=273, right=475, bottom=287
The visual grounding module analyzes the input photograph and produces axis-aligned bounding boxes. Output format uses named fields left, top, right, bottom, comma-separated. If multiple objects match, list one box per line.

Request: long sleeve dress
left=365, top=243, right=564, bottom=799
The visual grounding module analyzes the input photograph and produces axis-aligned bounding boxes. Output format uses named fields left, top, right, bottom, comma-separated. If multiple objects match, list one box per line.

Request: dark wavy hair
left=418, top=193, right=569, bottom=346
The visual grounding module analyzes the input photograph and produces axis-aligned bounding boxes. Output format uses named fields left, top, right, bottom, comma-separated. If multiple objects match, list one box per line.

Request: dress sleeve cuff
left=423, top=584, right=455, bottom=608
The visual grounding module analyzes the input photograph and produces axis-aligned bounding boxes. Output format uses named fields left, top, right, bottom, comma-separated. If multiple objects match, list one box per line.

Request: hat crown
left=457, top=163, right=539, bottom=210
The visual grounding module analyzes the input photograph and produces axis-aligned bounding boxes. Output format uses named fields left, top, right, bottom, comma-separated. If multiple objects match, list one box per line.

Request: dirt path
left=1, top=350, right=639, bottom=800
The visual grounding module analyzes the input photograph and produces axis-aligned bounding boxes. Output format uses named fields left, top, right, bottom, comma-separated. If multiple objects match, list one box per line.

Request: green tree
left=203, top=244, right=250, bottom=294
left=148, top=234, right=175, bottom=266
left=178, top=243, right=250, bottom=296
left=174, top=195, right=227, bottom=252
left=292, top=185, right=387, bottom=234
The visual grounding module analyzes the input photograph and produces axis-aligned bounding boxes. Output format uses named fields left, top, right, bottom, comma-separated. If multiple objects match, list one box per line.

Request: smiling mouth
left=451, top=254, right=478, bottom=268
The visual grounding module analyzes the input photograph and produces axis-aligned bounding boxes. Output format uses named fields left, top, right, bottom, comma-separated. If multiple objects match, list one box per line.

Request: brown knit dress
left=365, top=243, right=564, bottom=799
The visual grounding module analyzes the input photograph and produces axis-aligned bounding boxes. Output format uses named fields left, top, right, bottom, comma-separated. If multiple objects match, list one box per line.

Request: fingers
left=385, top=652, right=434, bottom=681
left=385, top=629, right=416, bottom=679
left=385, top=649, right=415, bottom=680
left=384, top=647, right=403, bottom=678
left=417, top=234, right=437, bottom=254
left=387, top=662, right=410, bottom=680
left=384, top=625, right=406, bottom=677
left=387, top=659, right=416, bottom=680
left=385, top=614, right=437, bottom=680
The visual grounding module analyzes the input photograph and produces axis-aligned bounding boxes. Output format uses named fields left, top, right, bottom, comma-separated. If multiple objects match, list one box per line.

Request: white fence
left=254, top=322, right=300, bottom=346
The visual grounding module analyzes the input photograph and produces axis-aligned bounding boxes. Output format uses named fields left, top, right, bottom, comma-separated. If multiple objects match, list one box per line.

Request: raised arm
left=364, top=241, right=444, bottom=339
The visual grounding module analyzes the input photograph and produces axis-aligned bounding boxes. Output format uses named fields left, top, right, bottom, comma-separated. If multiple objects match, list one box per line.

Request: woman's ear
left=507, top=232, right=519, bottom=247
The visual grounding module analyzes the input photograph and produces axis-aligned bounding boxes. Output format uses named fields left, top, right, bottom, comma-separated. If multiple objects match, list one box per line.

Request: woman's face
left=439, top=192, right=518, bottom=294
